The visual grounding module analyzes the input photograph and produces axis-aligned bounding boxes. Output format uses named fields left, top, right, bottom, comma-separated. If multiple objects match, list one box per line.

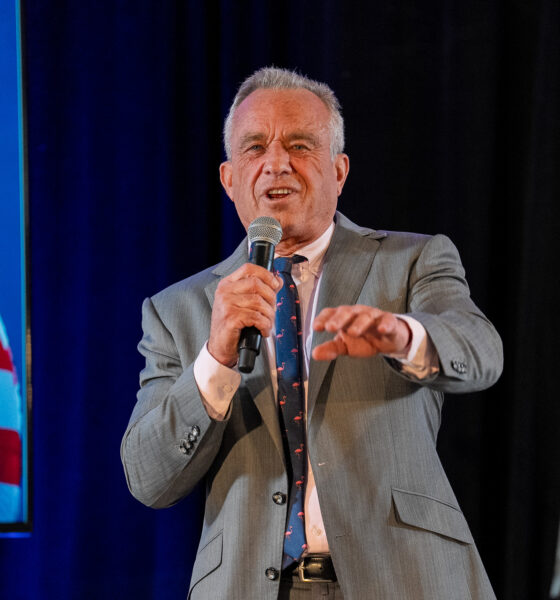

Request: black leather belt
left=284, top=554, right=337, bottom=583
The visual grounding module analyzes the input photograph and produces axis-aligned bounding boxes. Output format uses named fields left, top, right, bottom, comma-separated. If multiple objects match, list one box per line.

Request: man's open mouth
left=266, top=188, right=293, bottom=199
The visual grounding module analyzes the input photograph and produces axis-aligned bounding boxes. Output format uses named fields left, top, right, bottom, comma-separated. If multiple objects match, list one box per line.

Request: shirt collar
left=289, top=221, right=334, bottom=277
left=247, top=220, right=335, bottom=278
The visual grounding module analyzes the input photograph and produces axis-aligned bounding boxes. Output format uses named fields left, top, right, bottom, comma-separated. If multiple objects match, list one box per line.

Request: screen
left=0, top=0, right=31, bottom=535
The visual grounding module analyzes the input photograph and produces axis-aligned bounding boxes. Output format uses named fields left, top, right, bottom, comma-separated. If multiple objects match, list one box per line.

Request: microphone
left=238, top=216, right=283, bottom=373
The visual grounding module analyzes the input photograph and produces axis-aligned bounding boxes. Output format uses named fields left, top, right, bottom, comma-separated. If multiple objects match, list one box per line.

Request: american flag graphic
left=0, top=316, right=22, bottom=522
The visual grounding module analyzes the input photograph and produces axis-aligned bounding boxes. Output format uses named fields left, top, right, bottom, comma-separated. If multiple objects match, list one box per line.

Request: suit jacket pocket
left=391, top=487, right=474, bottom=544
left=188, top=530, right=223, bottom=597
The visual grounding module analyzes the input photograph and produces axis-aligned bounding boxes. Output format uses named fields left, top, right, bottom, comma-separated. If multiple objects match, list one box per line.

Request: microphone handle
left=238, top=241, right=276, bottom=373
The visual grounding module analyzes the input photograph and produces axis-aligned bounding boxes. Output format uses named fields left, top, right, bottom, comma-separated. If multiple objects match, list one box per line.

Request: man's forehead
left=234, top=88, right=329, bottom=122
left=232, top=88, right=330, bottom=137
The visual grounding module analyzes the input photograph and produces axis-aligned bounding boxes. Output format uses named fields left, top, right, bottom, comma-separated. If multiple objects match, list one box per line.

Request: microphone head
left=248, top=216, right=283, bottom=246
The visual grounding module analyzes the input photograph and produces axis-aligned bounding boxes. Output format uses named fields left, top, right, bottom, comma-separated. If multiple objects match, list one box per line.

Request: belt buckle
left=297, top=555, right=335, bottom=583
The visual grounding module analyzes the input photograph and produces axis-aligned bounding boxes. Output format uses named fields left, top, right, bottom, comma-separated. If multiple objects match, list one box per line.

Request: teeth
left=268, top=188, right=291, bottom=195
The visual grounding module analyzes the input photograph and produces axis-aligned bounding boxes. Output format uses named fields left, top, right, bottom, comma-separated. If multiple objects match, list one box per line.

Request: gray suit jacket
left=121, top=213, right=503, bottom=599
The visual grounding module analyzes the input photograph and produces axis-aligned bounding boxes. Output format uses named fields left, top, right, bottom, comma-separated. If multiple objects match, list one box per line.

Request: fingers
left=312, top=305, right=411, bottom=361
left=221, top=278, right=277, bottom=314
left=349, top=311, right=399, bottom=337
left=208, top=264, right=283, bottom=367
left=313, top=305, right=385, bottom=334
left=312, top=337, right=348, bottom=361
left=217, top=264, right=283, bottom=333
left=229, top=262, right=283, bottom=291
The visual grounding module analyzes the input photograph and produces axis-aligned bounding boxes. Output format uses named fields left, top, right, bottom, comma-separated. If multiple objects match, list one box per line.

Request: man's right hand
left=208, top=263, right=283, bottom=367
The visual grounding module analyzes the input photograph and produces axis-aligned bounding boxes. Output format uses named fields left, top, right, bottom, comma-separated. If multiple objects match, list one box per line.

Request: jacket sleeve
left=120, top=296, right=229, bottom=508
left=389, top=233, right=503, bottom=393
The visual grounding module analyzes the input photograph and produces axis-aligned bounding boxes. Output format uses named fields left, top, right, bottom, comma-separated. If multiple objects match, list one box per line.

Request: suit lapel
left=201, top=214, right=387, bottom=461
left=204, top=239, right=248, bottom=309
left=308, top=215, right=387, bottom=418
left=204, top=239, right=285, bottom=466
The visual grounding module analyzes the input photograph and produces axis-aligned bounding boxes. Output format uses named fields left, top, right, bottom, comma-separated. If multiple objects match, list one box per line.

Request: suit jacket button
left=451, top=360, right=467, bottom=374
left=265, top=567, right=279, bottom=580
left=272, top=492, right=286, bottom=505
left=179, top=439, right=193, bottom=454
left=191, top=426, right=200, bottom=438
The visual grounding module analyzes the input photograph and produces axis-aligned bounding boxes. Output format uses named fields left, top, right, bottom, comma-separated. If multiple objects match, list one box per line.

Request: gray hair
left=223, top=67, right=345, bottom=161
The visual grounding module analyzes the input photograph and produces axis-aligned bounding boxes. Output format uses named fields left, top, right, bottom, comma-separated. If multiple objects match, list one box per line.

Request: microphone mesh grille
left=247, top=216, right=283, bottom=246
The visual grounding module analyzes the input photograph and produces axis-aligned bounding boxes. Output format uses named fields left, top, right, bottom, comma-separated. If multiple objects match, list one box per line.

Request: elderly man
left=121, top=67, right=503, bottom=600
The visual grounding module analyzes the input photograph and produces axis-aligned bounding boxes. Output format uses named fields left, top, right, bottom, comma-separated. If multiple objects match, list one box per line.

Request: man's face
left=220, top=88, right=349, bottom=253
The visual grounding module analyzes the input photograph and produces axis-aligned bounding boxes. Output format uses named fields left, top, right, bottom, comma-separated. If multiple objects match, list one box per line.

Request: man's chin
left=250, top=204, right=295, bottom=230
left=259, top=196, right=298, bottom=214
left=276, top=221, right=316, bottom=248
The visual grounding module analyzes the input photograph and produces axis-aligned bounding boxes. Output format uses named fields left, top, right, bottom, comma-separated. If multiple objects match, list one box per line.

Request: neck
left=274, top=223, right=334, bottom=257
left=275, top=239, right=315, bottom=257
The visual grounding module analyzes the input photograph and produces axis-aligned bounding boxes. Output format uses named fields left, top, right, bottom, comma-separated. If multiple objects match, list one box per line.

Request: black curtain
left=0, top=1, right=558, bottom=598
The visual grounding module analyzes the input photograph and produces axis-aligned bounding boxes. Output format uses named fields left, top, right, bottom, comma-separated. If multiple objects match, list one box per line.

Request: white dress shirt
left=193, top=222, right=439, bottom=553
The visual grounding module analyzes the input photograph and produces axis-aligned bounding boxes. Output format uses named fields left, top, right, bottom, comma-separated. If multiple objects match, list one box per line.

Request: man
left=121, top=67, right=503, bottom=599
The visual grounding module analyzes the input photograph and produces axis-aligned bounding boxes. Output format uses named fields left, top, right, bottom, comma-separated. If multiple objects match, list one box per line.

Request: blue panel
left=0, top=0, right=28, bottom=530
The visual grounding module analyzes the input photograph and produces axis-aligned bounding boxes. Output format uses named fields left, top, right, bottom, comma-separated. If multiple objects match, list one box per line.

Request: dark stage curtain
left=1, top=1, right=558, bottom=598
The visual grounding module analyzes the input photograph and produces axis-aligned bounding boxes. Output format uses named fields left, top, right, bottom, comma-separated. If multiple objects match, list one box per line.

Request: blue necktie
left=274, top=255, right=307, bottom=568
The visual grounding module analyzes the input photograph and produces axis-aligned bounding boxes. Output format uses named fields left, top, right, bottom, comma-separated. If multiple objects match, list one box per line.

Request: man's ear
left=219, top=161, right=234, bottom=200
left=334, top=153, right=350, bottom=196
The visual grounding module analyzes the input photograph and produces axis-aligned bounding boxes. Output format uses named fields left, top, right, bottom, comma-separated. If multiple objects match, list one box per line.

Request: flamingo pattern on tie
left=274, top=255, right=308, bottom=568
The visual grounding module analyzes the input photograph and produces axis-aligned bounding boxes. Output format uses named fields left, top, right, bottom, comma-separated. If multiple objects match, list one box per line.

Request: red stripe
left=0, top=341, right=15, bottom=373
left=0, top=428, right=22, bottom=485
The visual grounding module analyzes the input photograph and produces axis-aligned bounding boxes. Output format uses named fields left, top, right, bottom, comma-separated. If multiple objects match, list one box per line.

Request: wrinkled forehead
left=231, top=88, right=331, bottom=141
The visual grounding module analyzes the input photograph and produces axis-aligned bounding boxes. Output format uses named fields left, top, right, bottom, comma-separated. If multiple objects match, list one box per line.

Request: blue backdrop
left=0, top=0, right=24, bottom=387
left=0, top=0, right=28, bottom=530
left=0, top=1, right=558, bottom=598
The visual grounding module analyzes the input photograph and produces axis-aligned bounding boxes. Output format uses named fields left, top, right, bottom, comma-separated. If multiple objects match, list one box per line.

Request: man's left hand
left=312, top=305, right=412, bottom=361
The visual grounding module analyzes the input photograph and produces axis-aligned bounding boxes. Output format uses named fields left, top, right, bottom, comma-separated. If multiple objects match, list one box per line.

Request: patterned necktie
left=274, top=255, right=307, bottom=568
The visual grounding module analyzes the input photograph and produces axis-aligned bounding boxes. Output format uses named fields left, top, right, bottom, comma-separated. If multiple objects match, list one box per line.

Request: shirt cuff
left=193, top=342, right=241, bottom=421
left=385, top=315, right=439, bottom=380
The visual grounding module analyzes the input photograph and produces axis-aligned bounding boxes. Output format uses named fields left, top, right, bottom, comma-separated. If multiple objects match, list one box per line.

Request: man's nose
left=263, top=141, right=292, bottom=175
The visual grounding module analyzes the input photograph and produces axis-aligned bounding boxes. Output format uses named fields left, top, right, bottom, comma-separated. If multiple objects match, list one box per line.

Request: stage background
left=0, top=0, right=29, bottom=531
left=1, top=1, right=559, bottom=598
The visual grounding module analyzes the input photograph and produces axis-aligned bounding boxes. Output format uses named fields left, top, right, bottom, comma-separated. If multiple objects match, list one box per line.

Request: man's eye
left=247, top=144, right=264, bottom=152
left=291, top=144, right=308, bottom=151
